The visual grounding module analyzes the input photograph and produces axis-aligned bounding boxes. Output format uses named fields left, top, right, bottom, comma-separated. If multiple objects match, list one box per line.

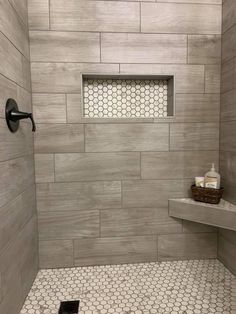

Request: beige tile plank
left=220, top=151, right=236, bottom=204
left=36, top=181, right=121, bottom=212
left=141, top=3, right=221, bottom=34
left=158, top=233, right=217, bottom=261
left=222, top=0, right=236, bottom=33
left=31, top=63, right=119, bottom=93
left=222, top=24, right=236, bottom=63
left=101, top=33, right=187, bottom=64
left=141, top=151, right=219, bottom=179
left=218, top=228, right=236, bottom=275
left=221, top=58, right=236, bottom=93
left=85, top=124, right=169, bottom=152
left=221, top=89, right=236, bottom=122
left=120, top=64, right=205, bottom=94
left=74, top=236, right=157, bottom=266
left=188, top=35, right=221, bottom=65
left=101, top=207, right=182, bottom=237
left=205, top=65, right=221, bottom=93
left=30, top=31, right=100, bottom=62
left=50, top=0, right=140, bottom=32
left=122, top=179, right=191, bottom=208
left=8, top=0, right=28, bottom=26
left=182, top=221, right=217, bottom=233
left=39, top=240, right=74, bottom=268
left=221, top=121, right=236, bottom=152
left=28, top=0, right=49, bottom=30
left=32, top=94, right=66, bottom=123
left=35, top=154, right=54, bottom=183
left=34, top=124, right=84, bottom=153
left=55, top=153, right=140, bottom=182
left=38, top=210, right=100, bottom=240
left=170, top=123, right=219, bottom=151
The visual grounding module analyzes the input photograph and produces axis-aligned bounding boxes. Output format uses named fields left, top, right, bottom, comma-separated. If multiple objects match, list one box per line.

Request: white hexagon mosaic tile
left=83, top=78, right=168, bottom=118
left=20, top=259, right=236, bottom=314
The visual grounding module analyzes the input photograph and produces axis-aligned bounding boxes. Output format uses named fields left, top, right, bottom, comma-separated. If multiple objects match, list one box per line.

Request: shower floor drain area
left=20, top=259, right=235, bottom=314
left=59, top=300, right=80, bottom=314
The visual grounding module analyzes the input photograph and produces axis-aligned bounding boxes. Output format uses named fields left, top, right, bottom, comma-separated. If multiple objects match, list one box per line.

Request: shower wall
left=28, top=0, right=222, bottom=268
left=218, top=0, right=236, bottom=275
left=0, top=0, right=38, bottom=313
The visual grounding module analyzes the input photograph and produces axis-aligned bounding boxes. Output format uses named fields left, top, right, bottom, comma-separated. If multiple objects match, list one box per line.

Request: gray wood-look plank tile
left=141, top=3, right=221, bottom=34
left=158, top=233, right=217, bottom=261
left=122, top=179, right=191, bottom=208
left=30, top=31, right=100, bottom=62
left=8, top=0, right=28, bottom=26
left=222, top=24, right=236, bottom=62
left=101, top=207, right=182, bottom=237
left=221, top=89, right=236, bottom=122
left=85, top=124, right=169, bottom=152
left=156, top=0, right=222, bottom=3
left=38, top=210, right=99, bottom=240
left=101, top=33, right=187, bottom=64
left=205, top=65, right=221, bottom=93
left=0, top=118, right=33, bottom=162
left=182, top=221, right=217, bottom=233
left=35, top=154, right=54, bottom=183
left=175, top=94, right=220, bottom=122
left=50, top=0, right=140, bottom=32
left=28, top=0, right=49, bottom=30
left=218, top=228, right=236, bottom=275
left=32, top=94, right=66, bottom=123
left=188, top=35, right=221, bottom=65
left=34, top=124, right=84, bottom=153
left=141, top=151, right=219, bottom=179
left=0, top=156, right=35, bottom=208
left=221, top=121, right=236, bottom=152
left=39, top=240, right=74, bottom=268
left=120, top=64, right=204, bottom=93
left=31, top=63, right=119, bottom=93
left=220, top=151, right=236, bottom=204
left=37, top=181, right=121, bottom=212
left=170, top=123, right=219, bottom=151
left=55, top=153, right=140, bottom=182
left=74, top=236, right=157, bottom=266
left=222, top=0, right=236, bottom=33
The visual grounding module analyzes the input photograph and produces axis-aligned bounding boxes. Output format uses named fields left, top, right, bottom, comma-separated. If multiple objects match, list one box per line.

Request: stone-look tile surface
left=28, top=0, right=49, bottom=30
left=20, top=260, right=234, bottom=314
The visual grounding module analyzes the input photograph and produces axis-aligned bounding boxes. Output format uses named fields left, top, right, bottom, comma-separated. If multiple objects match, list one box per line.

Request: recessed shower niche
left=82, top=75, right=174, bottom=119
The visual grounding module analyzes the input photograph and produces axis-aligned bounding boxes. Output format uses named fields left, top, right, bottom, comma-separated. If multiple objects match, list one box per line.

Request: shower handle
left=5, top=98, right=36, bottom=133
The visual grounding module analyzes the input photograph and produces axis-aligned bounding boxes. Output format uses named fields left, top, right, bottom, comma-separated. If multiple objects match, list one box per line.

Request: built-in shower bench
left=169, top=198, right=236, bottom=231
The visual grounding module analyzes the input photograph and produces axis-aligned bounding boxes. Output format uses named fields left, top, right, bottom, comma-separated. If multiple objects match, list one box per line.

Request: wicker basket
left=191, top=185, right=224, bottom=204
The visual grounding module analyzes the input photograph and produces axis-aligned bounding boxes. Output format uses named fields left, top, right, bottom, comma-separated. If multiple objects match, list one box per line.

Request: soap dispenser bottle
left=204, top=163, right=221, bottom=189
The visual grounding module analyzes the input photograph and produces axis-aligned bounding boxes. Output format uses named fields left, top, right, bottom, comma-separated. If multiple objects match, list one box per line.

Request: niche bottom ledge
left=169, top=198, right=236, bottom=231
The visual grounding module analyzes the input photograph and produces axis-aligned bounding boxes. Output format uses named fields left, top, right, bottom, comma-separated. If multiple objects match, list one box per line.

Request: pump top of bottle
left=211, top=163, right=216, bottom=171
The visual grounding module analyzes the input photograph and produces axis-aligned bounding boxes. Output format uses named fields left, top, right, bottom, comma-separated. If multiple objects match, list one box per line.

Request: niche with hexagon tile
left=82, top=75, right=174, bottom=119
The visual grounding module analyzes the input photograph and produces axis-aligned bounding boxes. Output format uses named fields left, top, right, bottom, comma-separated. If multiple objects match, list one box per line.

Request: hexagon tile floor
left=20, top=259, right=236, bottom=314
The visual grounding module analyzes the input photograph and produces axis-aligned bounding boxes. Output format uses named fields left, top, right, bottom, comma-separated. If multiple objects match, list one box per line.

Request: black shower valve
left=5, top=98, right=36, bottom=133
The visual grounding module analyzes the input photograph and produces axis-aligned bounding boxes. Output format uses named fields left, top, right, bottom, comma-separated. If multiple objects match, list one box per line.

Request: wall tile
left=141, top=151, right=219, bottom=179
left=85, top=124, right=169, bottom=152
left=170, top=123, right=219, bottom=151
left=221, top=58, right=236, bottom=93
left=0, top=0, right=29, bottom=59
left=221, top=89, right=236, bottom=121
left=32, top=94, right=66, bottom=123
left=0, top=32, right=30, bottom=90
left=205, top=65, right=221, bottom=93
left=120, top=64, right=205, bottom=93
left=31, top=63, right=119, bottom=93
left=30, top=31, right=100, bottom=62
left=158, top=233, right=217, bottom=261
left=188, top=35, right=221, bottom=65
left=74, top=236, right=157, bottom=266
left=221, top=121, right=236, bottom=152
left=101, top=33, right=187, bottom=64
left=55, top=153, right=140, bottom=182
left=141, top=3, right=221, bottom=34
left=222, top=24, right=236, bottom=62
left=8, top=0, right=28, bottom=26
left=0, top=118, right=33, bottom=162
left=35, top=154, right=54, bottom=183
left=175, top=94, right=220, bottom=122
left=0, top=156, right=34, bottom=208
left=39, top=240, right=73, bottom=268
left=28, top=0, right=49, bottom=30
left=218, top=228, right=236, bottom=275
left=50, top=0, right=140, bottom=32
left=37, top=181, right=121, bottom=212
left=34, top=124, right=84, bottom=153
left=122, top=180, right=191, bottom=208
left=220, top=151, right=236, bottom=204
left=0, top=186, right=36, bottom=253
left=38, top=210, right=99, bottom=240
left=101, top=208, right=182, bottom=237
left=222, top=0, right=236, bottom=33
left=156, top=0, right=222, bottom=3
